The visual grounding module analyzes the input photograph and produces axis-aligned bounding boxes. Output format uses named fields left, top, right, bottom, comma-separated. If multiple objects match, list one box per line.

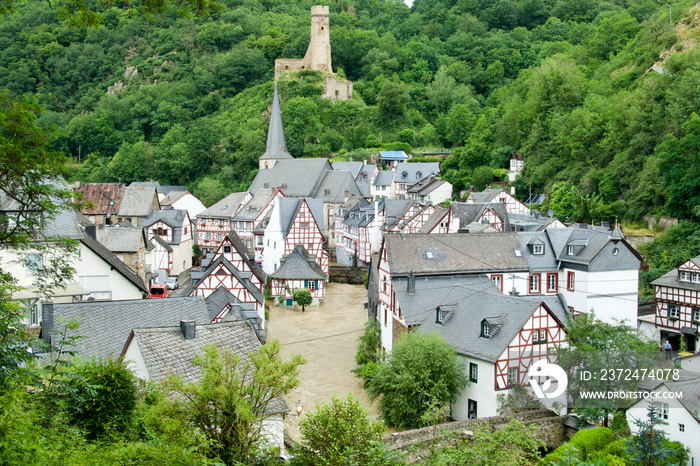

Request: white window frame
left=529, top=274, right=540, bottom=294
left=567, top=245, right=574, bottom=256
left=533, top=244, right=544, bottom=255
left=469, top=362, right=478, bottom=383
left=508, top=368, right=519, bottom=387
left=668, top=304, right=681, bottom=319
left=547, top=274, right=557, bottom=293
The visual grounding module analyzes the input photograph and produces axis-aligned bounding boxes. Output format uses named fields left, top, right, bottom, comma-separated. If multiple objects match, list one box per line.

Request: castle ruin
left=274, top=5, right=353, bottom=101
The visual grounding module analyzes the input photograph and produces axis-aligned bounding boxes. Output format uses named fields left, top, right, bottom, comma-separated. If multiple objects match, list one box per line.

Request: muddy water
left=266, top=282, right=380, bottom=443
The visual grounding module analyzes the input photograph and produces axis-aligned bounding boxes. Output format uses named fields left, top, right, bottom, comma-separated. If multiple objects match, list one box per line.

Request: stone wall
left=384, top=409, right=576, bottom=464
left=322, top=76, right=353, bottom=101
left=644, top=216, right=678, bottom=229
left=329, top=264, right=366, bottom=284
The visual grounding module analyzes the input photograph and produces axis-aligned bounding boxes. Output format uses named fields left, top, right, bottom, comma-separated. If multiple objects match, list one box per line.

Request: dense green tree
left=377, top=80, right=408, bottom=126
left=109, top=140, right=154, bottom=184
left=367, top=331, right=468, bottom=429
left=292, top=287, right=312, bottom=312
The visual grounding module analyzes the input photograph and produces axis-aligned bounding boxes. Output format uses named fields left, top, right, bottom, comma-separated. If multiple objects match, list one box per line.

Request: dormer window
left=416, top=171, right=422, bottom=179
left=533, top=244, right=544, bottom=255
left=481, top=320, right=490, bottom=338
left=567, top=246, right=575, bottom=256
left=401, top=171, right=408, bottom=179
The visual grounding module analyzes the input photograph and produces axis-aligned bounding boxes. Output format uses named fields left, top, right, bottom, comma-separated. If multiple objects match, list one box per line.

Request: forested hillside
left=2, top=0, right=699, bottom=222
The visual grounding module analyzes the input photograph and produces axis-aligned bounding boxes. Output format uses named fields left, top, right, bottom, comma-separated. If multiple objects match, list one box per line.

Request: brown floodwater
left=266, top=282, right=381, bottom=443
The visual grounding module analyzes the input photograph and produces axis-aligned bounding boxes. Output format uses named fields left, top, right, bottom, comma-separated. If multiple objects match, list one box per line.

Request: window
left=547, top=273, right=558, bottom=293
left=567, top=245, right=575, bottom=256
left=205, top=232, right=211, bottom=241
left=157, top=227, right=164, bottom=235
left=301, top=222, right=310, bottom=229
left=26, top=254, right=42, bottom=276
left=693, top=308, right=700, bottom=322
left=152, top=229, right=158, bottom=236
left=491, top=275, right=503, bottom=292
left=223, top=245, right=231, bottom=253
left=533, top=244, right=544, bottom=255
left=184, top=227, right=188, bottom=235
left=481, top=321, right=490, bottom=337
left=382, top=277, right=387, bottom=294
left=308, top=280, right=316, bottom=291
left=256, top=236, right=263, bottom=246
left=468, top=399, right=478, bottom=419
left=680, top=271, right=691, bottom=282
left=30, top=303, right=40, bottom=326
left=567, top=272, right=575, bottom=291
left=216, top=233, right=223, bottom=242
left=668, top=304, right=680, bottom=319
left=534, top=329, right=548, bottom=344
left=508, top=368, right=519, bottom=387
left=693, top=273, right=700, bottom=284
left=246, top=239, right=252, bottom=249
left=679, top=424, right=685, bottom=432
left=655, top=402, right=669, bottom=420
left=469, top=363, right=478, bottom=383
left=218, top=219, right=224, bottom=227
left=529, top=274, right=541, bottom=294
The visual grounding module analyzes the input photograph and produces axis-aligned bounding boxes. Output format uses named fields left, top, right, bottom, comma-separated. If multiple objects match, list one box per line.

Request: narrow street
left=266, top=282, right=379, bottom=443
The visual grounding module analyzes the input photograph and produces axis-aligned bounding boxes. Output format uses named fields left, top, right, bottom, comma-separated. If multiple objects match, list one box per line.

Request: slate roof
left=342, top=199, right=377, bottom=228
left=234, top=190, right=276, bottom=222
left=509, top=213, right=559, bottom=232
left=43, top=296, right=210, bottom=359
left=393, top=162, right=440, bottom=185
left=379, top=150, right=407, bottom=160
left=416, top=276, right=569, bottom=362
left=226, top=231, right=266, bottom=284
left=314, top=170, right=363, bottom=203
left=652, top=268, right=700, bottom=292
left=277, top=197, right=325, bottom=238
left=193, top=255, right=264, bottom=305
left=198, top=192, right=250, bottom=219
left=418, top=207, right=449, bottom=233
left=123, top=320, right=288, bottom=414
left=383, top=199, right=414, bottom=228
left=151, top=234, right=173, bottom=252
left=204, top=286, right=259, bottom=323
left=118, top=186, right=159, bottom=217
left=450, top=202, right=510, bottom=232
left=74, top=182, right=123, bottom=216
left=407, top=175, right=449, bottom=195
left=260, top=83, right=293, bottom=162
left=517, top=231, right=558, bottom=272
left=270, top=244, right=328, bottom=281
left=248, top=159, right=332, bottom=198
left=332, top=161, right=362, bottom=177
left=373, top=171, right=395, bottom=186
left=160, top=190, right=188, bottom=206
left=128, top=182, right=187, bottom=196
left=468, top=188, right=505, bottom=203
left=143, top=210, right=190, bottom=245
left=96, top=224, right=145, bottom=252
left=384, top=233, right=529, bottom=276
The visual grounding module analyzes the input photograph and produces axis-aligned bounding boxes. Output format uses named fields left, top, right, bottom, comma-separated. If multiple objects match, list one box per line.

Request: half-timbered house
left=466, top=188, right=530, bottom=215
left=195, top=191, right=251, bottom=254
left=449, top=202, right=511, bottom=232
left=335, top=199, right=384, bottom=267
left=143, top=209, right=193, bottom=278
left=270, top=244, right=329, bottom=306
left=420, top=276, right=569, bottom=419
left=261, top=197, right=329, bottom=277
left=387, top=204, right=435, bottom=234
left=231, top=189, right=284, bottom=252
left=638, top=255, right=700, bottom=352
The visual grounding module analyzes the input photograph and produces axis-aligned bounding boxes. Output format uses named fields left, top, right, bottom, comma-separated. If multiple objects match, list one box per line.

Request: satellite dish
left=547, top=210, right=554, bottom=217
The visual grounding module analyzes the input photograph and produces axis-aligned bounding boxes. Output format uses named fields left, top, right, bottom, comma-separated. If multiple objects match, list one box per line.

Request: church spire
left=260, top=83, right=293, bottom=168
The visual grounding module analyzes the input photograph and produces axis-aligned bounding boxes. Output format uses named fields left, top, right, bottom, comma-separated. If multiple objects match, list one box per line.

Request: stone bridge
left=384, top=410, right=577, bottom=464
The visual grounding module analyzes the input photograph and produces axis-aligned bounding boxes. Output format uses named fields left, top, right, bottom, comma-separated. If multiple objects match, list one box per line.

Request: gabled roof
left=81, top=235, right=148, bottom=292
left=204, top=286, right=259, bottom=323
left=342, top=199, right=376, bottom=228
left=143, top=210, right=190, bottom=245
left=450, top=202, right=510, bottom=231
left=517, top=231, right=558, bottom=272
left=508, top=213, right=560, bottom=231
left=314, top=170, right=363, bottom=203
left=233, top=190, right=276, bottom=222
left=96, top=224, right=145, bottom=253
left=224, top=231, right=266, bottom=284
left=331, top=161, right=362, bottom=177
left=277, top=197, right=325, bottom=238
left=383, top=199, right=414, bottom=228
left=269, top=244, right=328, bottom=280
left=379, top=150, right=407, bottom=160
left=418, top=207, right=449, bottom=233
left=118, top=185, right=159, bottom=217
left=260, top=83, right=293, bottom=162
left=407, top=175, right=450, bottom=195
left=373, top=171, right=395, bottom=186
left=651, top=268, right=700, bottom=292
left=416, top=276, right=569, bottom=362
left=248, top=159, right=332, bottom=197
left=197, top=191, right=251, bottom=219
left=73, top=182, right=124, bottom=216
left=468, top=188, right=506, bottom=203
left=160, top=190, right=188, bottom=206
left=192, top=255, right=264, bottom=305
left=150, top=234, right=173, bottom=252
left=43, top=296, right=210, bottom=359
left=128, top=182, right=188, bottom=196
left=384, top=233, right=529, bottom=276
left=393, top=162, right=440, bottom=184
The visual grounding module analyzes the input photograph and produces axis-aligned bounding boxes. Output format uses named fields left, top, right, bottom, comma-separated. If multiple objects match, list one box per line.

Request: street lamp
left=295, top=400, right=303, bottom=416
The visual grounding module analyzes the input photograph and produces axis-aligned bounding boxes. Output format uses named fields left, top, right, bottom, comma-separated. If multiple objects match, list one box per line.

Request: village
left=2, top=4, right=700, bottom=465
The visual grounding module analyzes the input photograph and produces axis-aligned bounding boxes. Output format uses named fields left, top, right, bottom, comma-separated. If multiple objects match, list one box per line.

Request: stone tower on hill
left=259, top=83, right=293, bottom=170
left=274, top=5, right=353, bottom=101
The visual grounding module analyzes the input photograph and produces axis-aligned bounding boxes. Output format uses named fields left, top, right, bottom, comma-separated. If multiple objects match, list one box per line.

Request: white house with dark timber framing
left=195, top=191, right=252, bottom=255
left=143, top=209, right=193, bottom=278
left=466, top=188, right=530, bottom=215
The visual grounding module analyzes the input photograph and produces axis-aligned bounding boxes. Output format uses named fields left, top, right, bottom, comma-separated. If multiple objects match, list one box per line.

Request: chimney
left=180, top=320, right=196, bottom=340
left=435, top=306, right=442, bottom=324
left=407, top=272, right=415, bottom=295
left=85, top=225, right=97, bottom=240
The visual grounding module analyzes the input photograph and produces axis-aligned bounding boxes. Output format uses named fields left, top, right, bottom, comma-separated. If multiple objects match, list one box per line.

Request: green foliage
left=626, top=402, right=689, bottom=465
left=367, top=331, right=468, bottom=429
left=292, top=395, right=402, bottom=466
left=60, top=358, right=139, bottom=440
left=545, top=427, right=613, bottom=462
left=472, top=166, right=494, bottom=191
left=610, top=410, right=631, bottom=438
left=424, top=419, right=544, bottom=466
left=353, top=319, right=382, bottom=386
left=292, top=287, right=312, bottom=312
left=496, top=383, right=544, bottom=416
left=162, top=341, right=305, bottom=465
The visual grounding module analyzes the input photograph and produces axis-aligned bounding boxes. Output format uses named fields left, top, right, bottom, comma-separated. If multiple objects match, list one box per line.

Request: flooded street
left=266, top=282, right=379, bottom=442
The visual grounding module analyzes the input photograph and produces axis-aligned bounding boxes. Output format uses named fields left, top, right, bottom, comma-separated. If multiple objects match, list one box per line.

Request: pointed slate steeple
left=259, top=83, right=293, bottom=169
left=609, top=223, right=624, bottom=242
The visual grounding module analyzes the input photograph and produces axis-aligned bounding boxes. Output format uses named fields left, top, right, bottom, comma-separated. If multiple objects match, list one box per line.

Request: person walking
left=664, top=340, right=672, bottom=359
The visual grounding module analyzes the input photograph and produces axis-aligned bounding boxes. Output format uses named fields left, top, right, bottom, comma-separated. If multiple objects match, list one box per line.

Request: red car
left=149, top=283, right=170, bottom=298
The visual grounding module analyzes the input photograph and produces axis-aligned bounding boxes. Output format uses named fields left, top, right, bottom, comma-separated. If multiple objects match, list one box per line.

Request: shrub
left=610, top=410, right=630, bottom=438
left=545, top=427, right=613, bottom=462
left=382, top=141, right=411, bottom=152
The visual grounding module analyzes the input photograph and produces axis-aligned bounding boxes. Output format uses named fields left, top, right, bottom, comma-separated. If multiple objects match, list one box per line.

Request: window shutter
left=304, top=280, right=308, bottom=288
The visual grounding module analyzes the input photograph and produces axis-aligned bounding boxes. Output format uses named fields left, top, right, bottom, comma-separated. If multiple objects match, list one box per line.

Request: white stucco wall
left=122, top=338, right=150, bottom=380
left=261, top=415, right=286, bottom=458
left=426, top=182, right=452, bottom=205
left=171, top=194, right=206, bottom=219
left=452, top=356, right=498, bottom=420
left=627, top=390, right=698, bottom=466
left=562, top=269, right=638, bottom=325
left=261, top=203, right=285, bottom=275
